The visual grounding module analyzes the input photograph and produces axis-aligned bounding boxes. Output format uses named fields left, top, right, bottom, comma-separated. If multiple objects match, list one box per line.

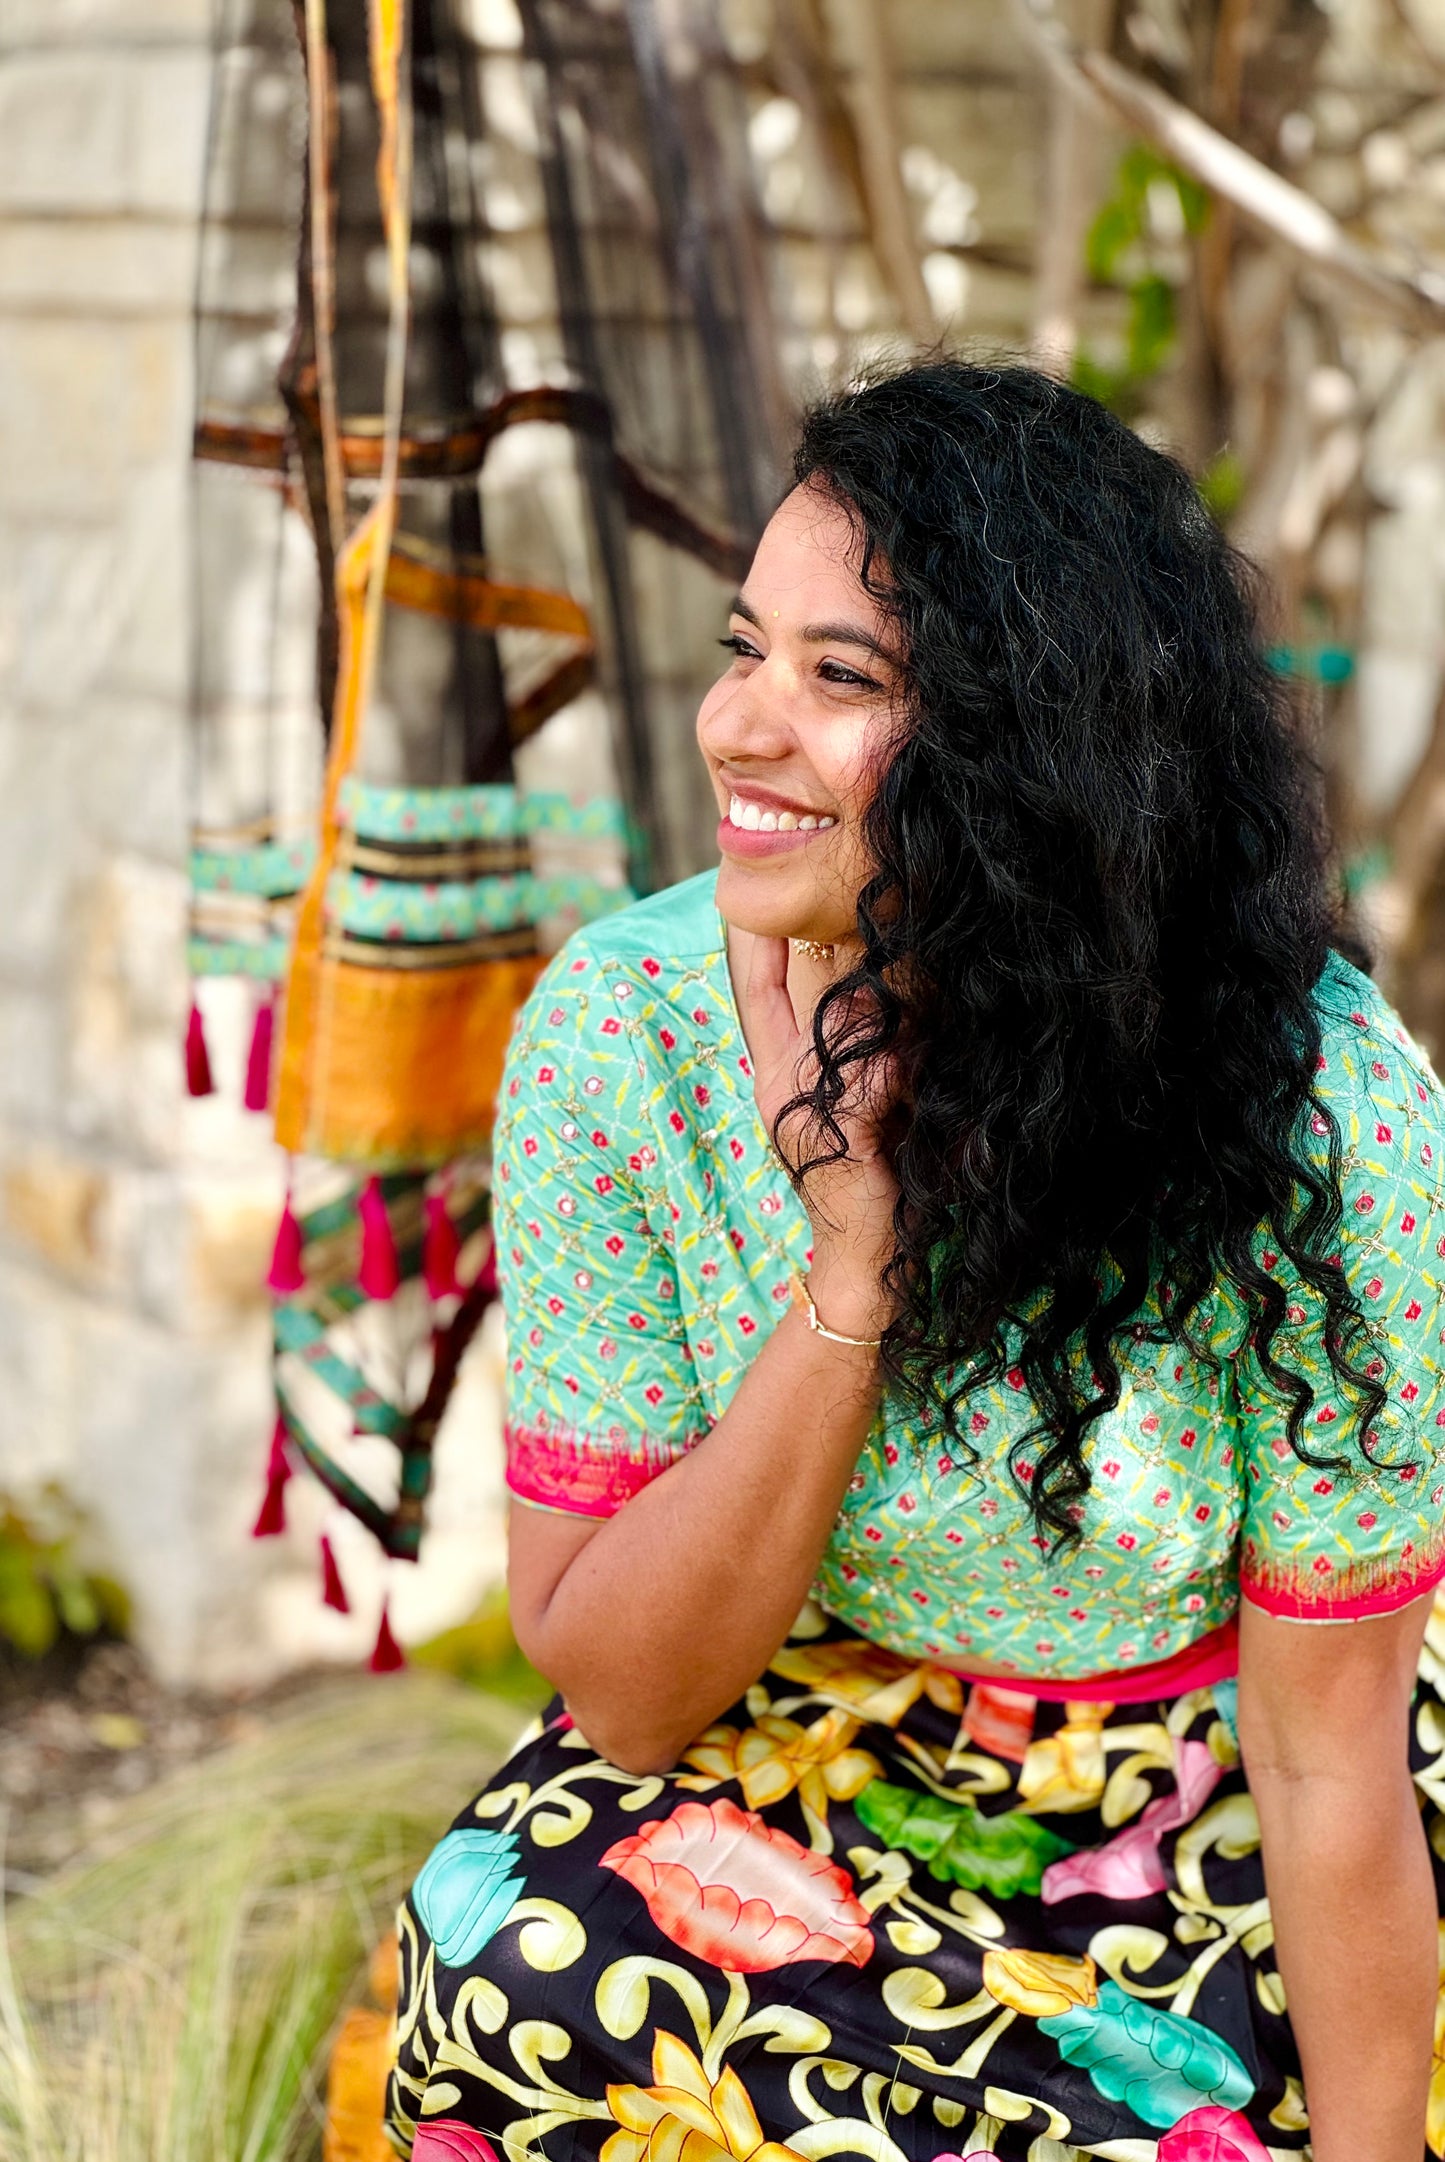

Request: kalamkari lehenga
left=386, top=869, right=1445, bottom=2159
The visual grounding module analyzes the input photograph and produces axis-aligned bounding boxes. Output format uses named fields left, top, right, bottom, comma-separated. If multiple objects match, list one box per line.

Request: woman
left=386, top=361, right=1445, bottom=2161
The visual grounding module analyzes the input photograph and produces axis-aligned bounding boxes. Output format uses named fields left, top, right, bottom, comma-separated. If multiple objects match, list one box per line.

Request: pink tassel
left=267, top=1195, right=306, bottom=1295
left=368, top=1598, right=405, bottom=1672
left=423, top=1188, right=462, bottom=1299
left=320, top=1533, right=350, bottom=1613
left=185, top=1000, right=214, bottom=1097
left=475, top=1234, right=498, bottom=1302
left=250, top=1416, right=291, bottom=1539
left=357, top=1176, right=400, bottom=1299
left=243, top=991, right=275, bottom=1112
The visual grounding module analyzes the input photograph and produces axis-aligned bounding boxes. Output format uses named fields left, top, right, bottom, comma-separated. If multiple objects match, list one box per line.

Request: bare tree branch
left=1013, top=0, right=1445, bottom=326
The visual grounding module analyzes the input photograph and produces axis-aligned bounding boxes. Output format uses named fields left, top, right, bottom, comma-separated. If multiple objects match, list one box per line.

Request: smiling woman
left=386, top=361, right=1445, bottom=2162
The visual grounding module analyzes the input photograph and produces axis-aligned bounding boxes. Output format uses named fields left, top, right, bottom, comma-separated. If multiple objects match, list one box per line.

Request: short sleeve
left=1238, top=988, right=1445, bottom=1620
left=491, top=932, right=706, bottom=1517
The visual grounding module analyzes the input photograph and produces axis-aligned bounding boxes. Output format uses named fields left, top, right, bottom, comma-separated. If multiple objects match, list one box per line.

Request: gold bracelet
left=787, top=1271, right=884, bottom=1348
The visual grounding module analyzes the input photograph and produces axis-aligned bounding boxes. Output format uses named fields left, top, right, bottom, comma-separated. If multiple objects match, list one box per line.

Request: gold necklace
left=790, top=937, right=836, bottom=963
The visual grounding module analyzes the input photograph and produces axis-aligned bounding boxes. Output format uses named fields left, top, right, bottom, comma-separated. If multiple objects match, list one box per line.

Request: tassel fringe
left=185, top=1000, right=214, bottom=1098
left=267, top=1195, right=306, bottom=1295
left=368, top=1598, right=405, bottom=1672
left=358, top=1177, right=400, bottom=1299
left=243, top=991, right=276, bottom=1113
left=423, top=1187, right=462, bottom=1299
left=320, top=1533, right=350, bottom=1613
left=251, top=1415, right=291, bottom=1539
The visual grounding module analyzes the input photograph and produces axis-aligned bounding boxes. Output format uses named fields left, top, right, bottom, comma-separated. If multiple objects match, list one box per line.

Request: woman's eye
left=717, top=633, right=760, bottom=661
left=818, top=660, right=880, bottom=691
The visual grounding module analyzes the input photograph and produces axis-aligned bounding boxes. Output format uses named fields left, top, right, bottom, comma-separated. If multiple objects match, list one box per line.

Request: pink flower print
left=528, top=1327, right=543, bottom=1348
left=970, top=1411, right=989, bottom=1433
left=1006, top=1367, right=1025, bottom=1390
left=1153, top=1488, right=1171, bottom=1507
left=1261, top=1249, right=1277, bottom=1269
left=595, top=1175, right=614, bottom=1195
left=1372, top=1059, right=1390, bottom=1079
left=1315, top=1404, right=1337, bottom=1424
left=1310, top=1112, right=1329, bottom=1136
left=945, top=1528, right=964, bottom=1544
left=642, top=956, right=661, bottom=976
left=1354, top=1193, right=1375, bottom=1214
left=1366, top=1275, right=1384, bottom=1299
left=600, top=1796, right=873, bottom=1972
left=694, top=1083, right=711, bottom=1106
left=547, top=1296, right=564, bottom=1315
left=645, top=1384, right=664, bottom=1406
left=591, top=1128, right=608, bottom=1147
left=537, top=1064, right=555, bottom=1083
left=1312, top=1477, right=1333, bottom=1494
left=1180, top=1428, right=1197, bottom=1449
left=574, top=1270, right=593, bottom=1291
left=1141, top=1414, right=1159, bottom=1435
left=1101, top=1459, right=1121, bottom=1479
left=1158, top=2107, right=1271, bottom=2162
left=937, top=1455, right=955, bottom=1473
left=701, top=1260, right=718, bottom=1279
left=898, top=1493, right=916, bottom=1513
left=1400, top=1462, right=1420, bottom=1480
left=605, top=1235, right=625, bottom=1256
left=738, top=1316, right=756, bottom=1334
left=978, top=1497, right=999, bottom=1518
left=883, top=1442, right=899, bottom=1466
left=1407, top=1299, right=1423, bottom=1321
left=760, top=1194, right=783, bottom=1217
left=1377, top=1122, right=1393, bottom=1143
left=659, top=1027, right=676, bottom=1050
left=1403, top=1211, right=1418, bottom=1233
left=669, top=1112, right=686, bottom=1133
left=697, top=1339, right=715, bottom=1358
left=1350, top=1009, right=1367, bottom=1026
left=692, top=1008, right=710, bottom=1025
left=584, top=1076, right=604, bottom=1096
left=523, top=1136, right=538, bottom=1157
left=627, top=1313, right=647, bottom=1331
left=548, top=1006, right=566, bottom=1025
left=1312, top=1555, right=1333, bottom=1576
left=1116, top=1532, right=1137, bottom=1551
left=864, top=1526, right=884, bottom=1543
left=557, top=1196, right=577, bottom=1217
left=730, top=1229, right=746, bottom=1251
left=569, top=954, right=587, bottom=971
left=1042, top=1738, right=1222, bottom=1905
left=730, top=1139, right=745, bottom=1160
left=599, top=1338, right=618, bottom=1359
left=1194, top=1504, right=1210, bottom=1522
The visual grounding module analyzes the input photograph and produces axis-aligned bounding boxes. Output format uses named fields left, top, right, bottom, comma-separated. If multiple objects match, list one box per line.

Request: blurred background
left=2, top=0, right=1445, bottom=2153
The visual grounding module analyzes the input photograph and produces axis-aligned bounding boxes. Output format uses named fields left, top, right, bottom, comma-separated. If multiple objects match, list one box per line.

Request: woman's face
left=696, top=484, right=904, bottom=946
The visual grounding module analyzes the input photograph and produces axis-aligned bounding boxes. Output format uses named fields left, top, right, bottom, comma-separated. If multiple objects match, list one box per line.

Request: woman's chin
left=715, top=857, right=822, bottom=940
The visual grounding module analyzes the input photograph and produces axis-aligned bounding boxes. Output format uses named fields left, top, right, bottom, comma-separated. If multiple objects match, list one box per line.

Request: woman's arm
left=1237, top=1589, right=1437, bottom=2162
left=509, top=924, right=903, bottom=1775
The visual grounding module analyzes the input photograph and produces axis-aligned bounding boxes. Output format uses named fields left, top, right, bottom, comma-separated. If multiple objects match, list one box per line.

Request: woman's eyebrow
left=729, top=592, right=898, bottom=664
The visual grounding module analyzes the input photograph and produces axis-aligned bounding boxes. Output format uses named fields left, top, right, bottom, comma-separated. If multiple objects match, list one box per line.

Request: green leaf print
left=1038, top=1979, right=1254, bottom=2127
left=854, top=1779, right=1075, bottom=1899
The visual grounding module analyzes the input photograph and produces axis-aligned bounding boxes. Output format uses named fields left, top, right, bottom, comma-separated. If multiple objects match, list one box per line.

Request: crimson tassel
left=357, top=1177, right=399, bottom=1299
left=423, top=1188, right=462, bottom=1299
left=266, top=1195, right=306, bottom=1294
left=184, top=1000, right=214, bottom=1097
left=475, top=1234, right=498, bottom=1301
left=320, top=1533, right=350, bottom=1613
left=250, top=1416, right=291, bottom=1539
left=243, top=990, right=275, bottom=1113
left=368, top=1597, right=405, bottom=1672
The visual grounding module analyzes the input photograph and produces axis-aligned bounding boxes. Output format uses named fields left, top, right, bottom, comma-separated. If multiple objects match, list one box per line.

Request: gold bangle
left=787, top=1271, right=884, bottom=1348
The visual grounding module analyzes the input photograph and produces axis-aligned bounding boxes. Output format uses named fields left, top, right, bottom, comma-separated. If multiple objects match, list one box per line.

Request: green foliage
left=0, top=1672, right=528, bottom=2162
left=854, top=1777, right=1075, bottom=1899
left=1072, top=144, right=1210, bottom=419
left=410, top=1583, right=551, bottom=1709
left=0, top=1488, right=129, bottom=1659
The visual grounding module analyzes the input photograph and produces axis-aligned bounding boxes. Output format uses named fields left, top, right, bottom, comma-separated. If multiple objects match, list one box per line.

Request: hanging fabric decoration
left=357, top=1176, right=400, bottom=1300
left=320, top=1532, right=350, bottom=1613
left=423, top=1182, right=462, bottom=1300
left=184, top=1001, right=215, bottom=1098
left=369, top=1597, right=406, bottom=1673
left=266, top=1186, right=307, bottom=1296
left=244, top=989, right=277, bottom=1112
left=251, top=1416, right=293, bottom=1539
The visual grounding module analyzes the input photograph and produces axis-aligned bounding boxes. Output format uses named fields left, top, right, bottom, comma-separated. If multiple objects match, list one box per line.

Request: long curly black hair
left=778, top=357, right=1390, bottom=1551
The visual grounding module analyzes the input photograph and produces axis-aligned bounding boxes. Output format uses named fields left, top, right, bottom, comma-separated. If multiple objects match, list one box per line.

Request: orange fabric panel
left=274, top=951, right=544, bottom=1167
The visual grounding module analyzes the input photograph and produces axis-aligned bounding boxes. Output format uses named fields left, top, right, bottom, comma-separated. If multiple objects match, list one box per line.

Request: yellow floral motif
left=768, top=1641, right=963, bottom=1727
left=678, top=1708, right=881, bottom=1833
left=603, top=2030, right=805, bottom=2162
left=1428, top=1922, right=1445, bottom=2157
left=1016, top=1702, right=1112, bottom=1814
left=982, top=1947, right=1100, bottom=2020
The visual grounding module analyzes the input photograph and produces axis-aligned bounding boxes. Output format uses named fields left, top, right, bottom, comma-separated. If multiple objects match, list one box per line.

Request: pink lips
left=717, top=813, right=835, bottom=859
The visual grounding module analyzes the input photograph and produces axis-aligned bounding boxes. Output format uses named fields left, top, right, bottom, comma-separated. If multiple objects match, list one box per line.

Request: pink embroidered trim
left=1240, top=1520, right=1445, bottom=1621
left=942, top=1618, right=1240, bottom=1707
left=504, top=1418, right=698, bottom=1519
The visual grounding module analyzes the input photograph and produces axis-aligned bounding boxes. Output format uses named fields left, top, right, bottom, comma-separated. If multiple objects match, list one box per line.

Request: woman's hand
left=732, top=926, right=904, bottom=1336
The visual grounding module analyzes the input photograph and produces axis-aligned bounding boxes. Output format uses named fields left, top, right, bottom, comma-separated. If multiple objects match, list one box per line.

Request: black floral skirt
left=385, top=1606, right=1445, bottom=2160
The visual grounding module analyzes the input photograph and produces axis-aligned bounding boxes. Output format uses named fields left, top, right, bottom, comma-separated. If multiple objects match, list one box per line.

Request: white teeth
left=777, top=810, right=798, bottom=832
left=758, top=810, right=778, bottom=831
left=817, top=815, right=836, bottom=829
left=740, top=800, right=763, bottom=831
left=729, top=795, right=745, bottom=825
left=798, top=814, right=817, bottom=830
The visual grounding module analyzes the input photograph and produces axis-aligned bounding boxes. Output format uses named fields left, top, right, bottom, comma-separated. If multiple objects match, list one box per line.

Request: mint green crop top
left=492, top=868, right=1445, bottom=1683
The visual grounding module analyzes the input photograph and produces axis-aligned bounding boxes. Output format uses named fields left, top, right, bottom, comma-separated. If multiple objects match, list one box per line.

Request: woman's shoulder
left=1312, top=949, right=1445, bottom=1156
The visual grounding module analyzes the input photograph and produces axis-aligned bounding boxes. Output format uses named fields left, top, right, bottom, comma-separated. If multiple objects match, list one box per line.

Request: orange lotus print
left=599, top=1796, right=874, bottom=1972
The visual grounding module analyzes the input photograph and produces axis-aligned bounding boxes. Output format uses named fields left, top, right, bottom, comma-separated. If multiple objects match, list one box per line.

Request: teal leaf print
left=412, top=1828, right=526, bottom=1968
left=854, top=1778, right=1075, bottom=1898
left=1038, top=1980, right=1254, bottom=2127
